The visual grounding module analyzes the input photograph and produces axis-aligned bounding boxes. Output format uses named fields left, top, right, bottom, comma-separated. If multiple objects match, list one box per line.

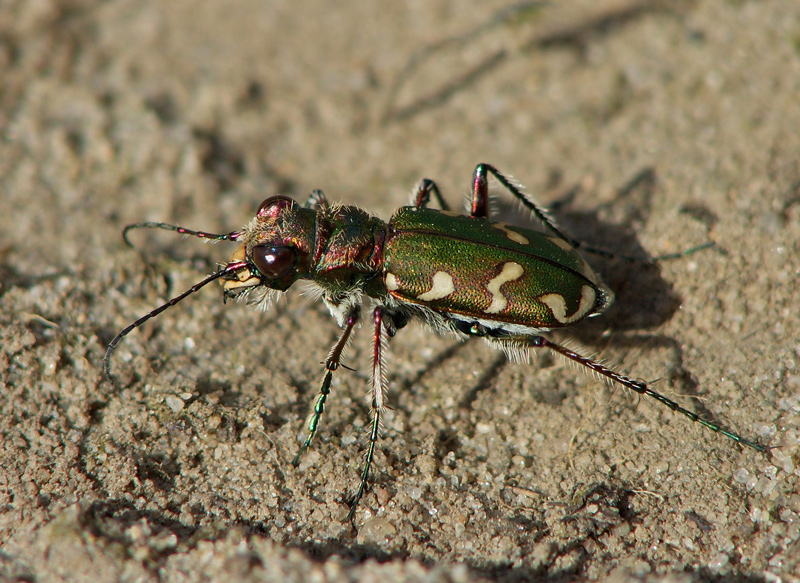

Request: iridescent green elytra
left=384, top=206, right=612, bottom=330
left=105, top=163, right=767, bottom=523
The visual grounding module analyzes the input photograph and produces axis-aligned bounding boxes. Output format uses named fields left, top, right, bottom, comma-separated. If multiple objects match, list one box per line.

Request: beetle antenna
left=103, top=261, right=247, bottom=384
left=122, top=222, right=240, bottom=248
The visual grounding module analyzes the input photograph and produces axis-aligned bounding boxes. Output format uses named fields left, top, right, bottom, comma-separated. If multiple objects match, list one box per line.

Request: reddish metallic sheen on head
left=257, top=195, right=297, bottom=218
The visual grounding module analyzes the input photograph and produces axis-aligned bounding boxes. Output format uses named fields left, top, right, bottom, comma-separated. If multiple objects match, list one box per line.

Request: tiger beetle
left=104, top=163, right=767, bottom=521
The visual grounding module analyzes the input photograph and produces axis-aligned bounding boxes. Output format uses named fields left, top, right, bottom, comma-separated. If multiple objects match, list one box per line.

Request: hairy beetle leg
left=526, top=335, right=768, bottom=453
left=293, top=308, right=360, bottom=465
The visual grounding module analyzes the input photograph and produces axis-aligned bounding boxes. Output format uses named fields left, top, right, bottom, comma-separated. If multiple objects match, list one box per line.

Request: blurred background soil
left=1, top=1, right=799, bottom=581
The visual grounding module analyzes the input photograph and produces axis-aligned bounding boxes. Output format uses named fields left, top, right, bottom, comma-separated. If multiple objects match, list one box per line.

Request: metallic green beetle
left=105, top=163, right=765, bottom=521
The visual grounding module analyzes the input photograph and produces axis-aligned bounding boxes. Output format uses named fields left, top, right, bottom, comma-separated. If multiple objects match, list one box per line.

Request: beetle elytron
left=104, top=164, right=766, bottom=520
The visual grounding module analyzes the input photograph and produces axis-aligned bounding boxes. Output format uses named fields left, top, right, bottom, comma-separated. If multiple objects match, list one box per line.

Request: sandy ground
left=2, top=1, right=800, bottom=581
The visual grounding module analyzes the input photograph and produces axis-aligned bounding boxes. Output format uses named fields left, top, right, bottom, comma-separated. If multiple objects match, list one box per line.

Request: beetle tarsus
left=527, top=335, right=767, bottom=453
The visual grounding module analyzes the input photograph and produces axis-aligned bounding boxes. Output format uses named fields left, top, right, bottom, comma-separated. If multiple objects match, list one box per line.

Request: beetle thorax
left=222, top=198, right=388, bottom=309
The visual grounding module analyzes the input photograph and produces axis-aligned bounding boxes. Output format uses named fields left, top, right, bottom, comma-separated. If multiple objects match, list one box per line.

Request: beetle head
left=222, top=195, right=316, bottom=304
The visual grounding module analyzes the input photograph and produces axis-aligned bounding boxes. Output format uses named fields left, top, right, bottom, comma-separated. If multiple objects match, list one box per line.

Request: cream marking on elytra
left=484, top=262, right=524, bottom=314
left=493, top=222, right=530, bottom=245
left=578, top=257, right=599, bottom=285
left=385, top=272, right=399, bottom=291
left=539, top=285, right=596, bottom=324
left=548, top=236, right=575, bottom=252
left=417, top=271, right=455, bottom=301
left=546, top=236, right=598, bottom=284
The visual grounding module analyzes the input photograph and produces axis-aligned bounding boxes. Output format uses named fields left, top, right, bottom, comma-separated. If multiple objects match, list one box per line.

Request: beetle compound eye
left=256, top=195, right=296, bottom=218
left=251, top=245, right=297, bottom=279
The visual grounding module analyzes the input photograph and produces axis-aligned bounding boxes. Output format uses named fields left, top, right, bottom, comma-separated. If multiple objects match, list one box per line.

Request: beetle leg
left=305, top=188, right=329, bottom=211
left=472, top=163, right=715, bottom=263
left=470, top=163, right=565, bottom=230
left=348, top=305, right=392, bottom=520
left=412, top=178, right=450, bottom=210
left=527, top=335, right=767, bottom=453
left=292, top=307, right=360, bottom=465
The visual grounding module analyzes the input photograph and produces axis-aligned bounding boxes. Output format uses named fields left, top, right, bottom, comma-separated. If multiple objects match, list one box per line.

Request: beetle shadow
left=491, top=166, right=719, bottom=337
